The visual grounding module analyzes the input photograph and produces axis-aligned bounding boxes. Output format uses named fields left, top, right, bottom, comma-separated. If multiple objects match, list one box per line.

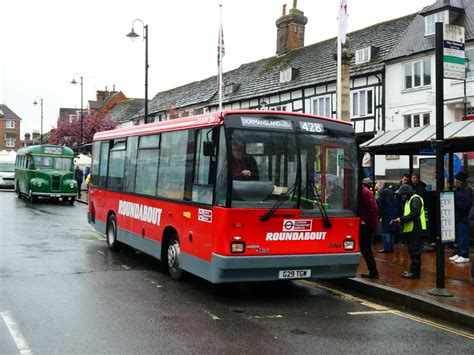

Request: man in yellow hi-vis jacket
left=392, top=184, right=426, bottom=279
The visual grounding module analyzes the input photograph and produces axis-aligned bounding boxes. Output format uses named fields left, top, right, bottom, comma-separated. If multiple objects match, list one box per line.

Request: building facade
left=0, top=104, right=21, bottom=150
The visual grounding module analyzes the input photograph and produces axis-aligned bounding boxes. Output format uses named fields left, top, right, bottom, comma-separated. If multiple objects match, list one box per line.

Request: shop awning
left=360, top=121, right=474, bottom=155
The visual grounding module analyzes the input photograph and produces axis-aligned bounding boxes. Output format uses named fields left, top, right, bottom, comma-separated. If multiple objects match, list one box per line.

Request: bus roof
left=93, top=110, right=353, bottom=141
left=16, top=145, right=75, bottom=157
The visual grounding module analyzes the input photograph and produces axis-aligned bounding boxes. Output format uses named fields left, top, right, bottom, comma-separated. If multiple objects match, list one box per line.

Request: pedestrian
left=449, top=172, right=472, bottom=264
left=84, top=166, right=91, bottom=181
left=359, top=183, right=380, bottom=279
left=411, top=173, right=434, bottom=252
left=362, top=152, right=372, bottom=179
left=375, top=181, right=399, bottom=253
left=399, top=173, right=412, bottom=188
left=392, top=184, right=426, bottom=279
left=74, top=166, right=84, bottom=199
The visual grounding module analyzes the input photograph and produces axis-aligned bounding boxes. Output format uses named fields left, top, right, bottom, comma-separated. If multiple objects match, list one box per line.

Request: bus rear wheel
left=167, top=235, right=184, bottom=280
left=107, top=215, right=121, bottom=251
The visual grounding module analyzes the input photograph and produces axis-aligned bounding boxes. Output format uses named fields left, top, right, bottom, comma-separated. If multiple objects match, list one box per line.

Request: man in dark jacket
left=449, top=172, right=472, bottom=264
left=392, top=184, right=426, bottom=279
left=375, top=181, right=399, bottom=253
left=74, top=166, right=83, bottom=199
left=359, top=184, right=380, bottom=278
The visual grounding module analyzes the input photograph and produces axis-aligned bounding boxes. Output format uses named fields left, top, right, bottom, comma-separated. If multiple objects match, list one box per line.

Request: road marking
left=1, top=311, right=33, bottom=354
left=202, top=309, right=221, bottom=320
left=348, top=310, right=397, bottom=315
left=247, top=314, right=284, bottom=319
left=298, top=280, right=474, bottom=340
left=97, top=250, right=104, bottom=255
left=121, top=265, right=130, bottom=270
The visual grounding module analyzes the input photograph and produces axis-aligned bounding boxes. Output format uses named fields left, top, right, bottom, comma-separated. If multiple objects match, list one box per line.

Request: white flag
left=218, top=18, right=225, bottom=62
left=339, top=0, right=348, bottom=44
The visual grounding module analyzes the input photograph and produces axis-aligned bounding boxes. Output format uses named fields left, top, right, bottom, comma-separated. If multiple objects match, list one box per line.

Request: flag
left=218, top=15, right=225, bottom=62
left=339, top=0, right=348, bottom=44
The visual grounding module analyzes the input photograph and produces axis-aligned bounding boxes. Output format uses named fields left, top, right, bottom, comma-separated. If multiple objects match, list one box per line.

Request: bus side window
left=91, top=141, right=101, bottom=187
left=107, top=139, right=126, bottom=191
left=190, top=129, right=213, bottom=204
left=99, top=141, right=110, bottom=188
left=124, top=136, right=139, bottom=193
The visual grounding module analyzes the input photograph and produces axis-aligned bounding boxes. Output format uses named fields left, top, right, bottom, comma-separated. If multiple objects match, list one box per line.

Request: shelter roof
left=360, top=121, right=474, bottom=155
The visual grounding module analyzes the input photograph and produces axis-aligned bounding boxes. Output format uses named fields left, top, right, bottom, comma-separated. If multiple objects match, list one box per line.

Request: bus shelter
left=360, top=120, right=474, bottom=188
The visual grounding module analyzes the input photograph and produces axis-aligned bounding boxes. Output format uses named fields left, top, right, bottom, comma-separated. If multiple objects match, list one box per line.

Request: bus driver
left=232, top=142, right=259, bottom=181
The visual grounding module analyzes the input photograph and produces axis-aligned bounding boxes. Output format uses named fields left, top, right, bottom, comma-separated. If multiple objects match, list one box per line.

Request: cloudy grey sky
left=0, top=0, right=434, bottom=137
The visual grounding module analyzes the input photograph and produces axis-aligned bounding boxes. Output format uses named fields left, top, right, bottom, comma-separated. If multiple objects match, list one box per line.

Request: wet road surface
left=1, top=191, right=473, bottom=354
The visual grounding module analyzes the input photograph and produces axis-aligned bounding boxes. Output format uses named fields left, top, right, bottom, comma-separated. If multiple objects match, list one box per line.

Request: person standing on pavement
left=411, top=173, right=434, bottom=252
left=359, top=184, right=380, bottom=279
left=449, top=172, right=472, bottom=264
left=392, top=184, right=426, bottom=279
left=375, top=181, right=399, bottom=253
left=74, top=166, right=84, bottom=199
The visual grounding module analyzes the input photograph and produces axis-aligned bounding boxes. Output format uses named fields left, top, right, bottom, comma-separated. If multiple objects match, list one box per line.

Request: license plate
left=278, top=269, right=311, bottom=279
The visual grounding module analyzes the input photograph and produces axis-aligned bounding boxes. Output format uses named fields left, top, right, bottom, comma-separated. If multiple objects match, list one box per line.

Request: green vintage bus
left=15, top=145, right=78, bottom=203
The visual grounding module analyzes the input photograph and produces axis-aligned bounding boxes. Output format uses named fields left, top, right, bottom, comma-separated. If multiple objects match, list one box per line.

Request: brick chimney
left=276, top=0, right=308, bottom=55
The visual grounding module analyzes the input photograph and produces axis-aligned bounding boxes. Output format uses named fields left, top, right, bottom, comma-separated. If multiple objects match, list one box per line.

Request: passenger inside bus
left=232, top=141, right=259, bottom=181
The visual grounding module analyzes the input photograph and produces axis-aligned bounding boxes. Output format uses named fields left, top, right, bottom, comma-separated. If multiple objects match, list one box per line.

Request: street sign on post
left=439, top=191, right=456, bottom=244
left=443, top=24, right=465, bottom=80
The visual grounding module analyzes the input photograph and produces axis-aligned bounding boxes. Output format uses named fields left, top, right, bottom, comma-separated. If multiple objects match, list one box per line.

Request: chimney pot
left=282, top=4, right=286, bottom=16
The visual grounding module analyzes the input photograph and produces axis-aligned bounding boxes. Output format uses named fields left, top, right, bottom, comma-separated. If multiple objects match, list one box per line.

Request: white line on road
left=1, top=311, right=33, bottom=354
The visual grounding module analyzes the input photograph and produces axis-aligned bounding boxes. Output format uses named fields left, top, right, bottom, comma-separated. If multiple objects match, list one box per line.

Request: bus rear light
left=231, top=242, right=245, bottom=253
left=346, top=222, right=355, bottom=227
left=344, top=240, right=355, bottom=250
left=232, top=223, right=244, bottom=228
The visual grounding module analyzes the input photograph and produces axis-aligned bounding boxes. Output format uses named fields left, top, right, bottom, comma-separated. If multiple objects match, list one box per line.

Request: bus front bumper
left=208, top=252, right=361, bottom=283
left=32, top=192, right=77, bottom=198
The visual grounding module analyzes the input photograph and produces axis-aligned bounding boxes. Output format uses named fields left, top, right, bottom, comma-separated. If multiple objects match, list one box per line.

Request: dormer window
left=224, top=83, right=240, bottom=95
left=280, top=68, right=293, bottom=83
left=355, top=47, right=371, bottom=65
left=425, top=10, right=449, bottom=36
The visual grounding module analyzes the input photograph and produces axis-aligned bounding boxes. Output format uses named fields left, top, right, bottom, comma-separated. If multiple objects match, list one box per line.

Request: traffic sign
left=443, top=24, right=465, bottom=80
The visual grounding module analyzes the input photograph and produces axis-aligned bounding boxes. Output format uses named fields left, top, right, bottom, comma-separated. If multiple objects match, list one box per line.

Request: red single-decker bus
left=88, top=110, right=361, bottom=283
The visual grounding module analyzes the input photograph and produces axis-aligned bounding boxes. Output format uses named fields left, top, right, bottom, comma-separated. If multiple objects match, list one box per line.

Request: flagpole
left=218, top=4, right=224, bottom=112
left=337, top=2, right=342, bottom=121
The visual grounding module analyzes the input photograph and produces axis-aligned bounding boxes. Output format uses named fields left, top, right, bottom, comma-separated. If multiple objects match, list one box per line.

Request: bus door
left=321, top=143, right=348, bottom=210
left=181, top=128, right=215, bottom=261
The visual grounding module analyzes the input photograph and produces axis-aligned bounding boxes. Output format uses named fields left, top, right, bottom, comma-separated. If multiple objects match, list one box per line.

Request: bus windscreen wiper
left=309, top=180, right=331, bottom=228
left=260, top=182, right=298, bottom=221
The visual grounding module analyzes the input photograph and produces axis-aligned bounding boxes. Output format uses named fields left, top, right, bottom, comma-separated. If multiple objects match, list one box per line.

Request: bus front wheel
left=107, top=215, right=122, bottom=251
left=167, top=235, right=184, bottom=280
left=16, top=184, right=22, bottom=199
left=28, top=190, right=37, bottom=203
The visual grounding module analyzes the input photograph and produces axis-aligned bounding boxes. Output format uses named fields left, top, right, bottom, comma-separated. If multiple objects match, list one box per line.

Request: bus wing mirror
left=203, top=141, right=214, bottom=157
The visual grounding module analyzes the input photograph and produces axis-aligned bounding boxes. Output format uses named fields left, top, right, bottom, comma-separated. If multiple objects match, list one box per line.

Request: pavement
left=77, top=190, right=474, bottom=329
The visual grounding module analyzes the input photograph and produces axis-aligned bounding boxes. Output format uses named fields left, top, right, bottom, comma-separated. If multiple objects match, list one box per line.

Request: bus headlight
left=70, top=182, right=76, bottom=188
left=36, top=181, right=43, bottom=187
left=231, top=242, right=245, bottom=253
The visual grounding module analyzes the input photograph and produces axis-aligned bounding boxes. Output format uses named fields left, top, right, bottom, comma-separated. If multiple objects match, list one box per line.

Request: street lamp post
left=33, top=96, right=43, bottom=144
left=126, top=19, right=149, bottom=124
left=70, top=73, right=84, bottom=145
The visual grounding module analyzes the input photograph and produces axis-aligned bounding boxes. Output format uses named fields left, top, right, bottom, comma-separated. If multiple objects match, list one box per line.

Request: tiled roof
left=386, top=0, right=474, bottom=61
left=104, top=99, right=144, bottom=123
left=142, top=13, right=415, bottom=117
left=0, top=104, right=21, bottom=120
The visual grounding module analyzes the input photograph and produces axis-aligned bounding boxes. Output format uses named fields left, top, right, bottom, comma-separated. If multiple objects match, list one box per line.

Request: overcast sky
left=0, top=0, right=435, bottom=137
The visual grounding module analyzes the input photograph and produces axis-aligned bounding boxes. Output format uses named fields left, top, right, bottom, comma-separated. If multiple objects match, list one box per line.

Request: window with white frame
left=425, top=10, right=449, bottom=36
left=269, top=105, right=288, bottom=111
left=403, top=113, right=431, bottom=128
left=312, top=95, right=331, bottom=117
left=404, top=58, right=432, bottom=89
left=6, top=137, right=15, bottom=147
left=351, top=89, right=373, bottom=118
left=280, top=68, right=293, bottom=83
left=355, top=47, right=371, bottom=65
left=6, top=121, right=15, bottom=129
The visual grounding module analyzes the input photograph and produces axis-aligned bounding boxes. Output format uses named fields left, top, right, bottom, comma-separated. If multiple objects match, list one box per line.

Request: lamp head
left=33, top=100, right=38, bottom=106
left=126, top=27, right=140, bottom=42
left=70, top=78, right=77, bottom=85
